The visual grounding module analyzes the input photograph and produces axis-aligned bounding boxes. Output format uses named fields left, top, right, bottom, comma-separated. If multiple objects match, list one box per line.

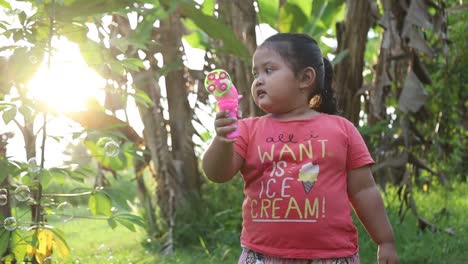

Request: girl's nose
left=255, top=76, right=264, bottom=86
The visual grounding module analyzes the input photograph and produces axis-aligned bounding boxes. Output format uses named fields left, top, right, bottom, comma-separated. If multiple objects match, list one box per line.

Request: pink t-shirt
left=234, top=114, right=374, bottom=259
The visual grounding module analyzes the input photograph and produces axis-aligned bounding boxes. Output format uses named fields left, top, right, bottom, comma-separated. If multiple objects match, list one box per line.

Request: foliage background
left=0, top=0, right=466, bottom=263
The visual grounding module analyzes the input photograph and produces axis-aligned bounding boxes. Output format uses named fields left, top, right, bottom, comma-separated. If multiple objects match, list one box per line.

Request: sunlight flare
left=28, top=38, right=105, bottom=112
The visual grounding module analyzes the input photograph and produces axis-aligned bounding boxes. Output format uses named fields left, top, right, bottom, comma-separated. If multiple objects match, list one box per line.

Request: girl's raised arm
left=202, top=111, right=244, bottom=183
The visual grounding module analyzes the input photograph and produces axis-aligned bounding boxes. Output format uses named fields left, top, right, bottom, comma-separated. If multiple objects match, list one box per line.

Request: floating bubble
left=28, top=158, right=40, bottom=173
left=97, top=138, right=120, bottom=157
left=43, top=257, right=52, bottom=264
left=96, top=244, right=112, bottom=259
left=0, top=195, right=7, bottom=206
left=56, top=202, right=74, bottom=222
left=3, top=217, right=18, bottom=231
left=104, top=141, right=120, bottom=157
left=0, top=188, right=7, bottom=195
left=29, top=56, right=38, bottom=64
left=14, top=185, right=31, bottom=202
left=110, top=207, right=118, bottom=213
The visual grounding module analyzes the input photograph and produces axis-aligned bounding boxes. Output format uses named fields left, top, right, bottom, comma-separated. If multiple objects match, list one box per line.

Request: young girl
left=202, top=33, right=398, bottom=264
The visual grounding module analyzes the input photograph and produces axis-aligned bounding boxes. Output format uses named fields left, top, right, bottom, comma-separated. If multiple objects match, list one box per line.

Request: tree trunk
left=135, top=68, right=177, bottom=254
left=335, top=0, right=378, bottom=124
left=160, top=9, right=201, bottom=198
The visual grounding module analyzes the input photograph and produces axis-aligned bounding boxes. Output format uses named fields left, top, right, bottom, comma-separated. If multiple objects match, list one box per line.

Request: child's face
left=251, top=47, right=307, bottom=114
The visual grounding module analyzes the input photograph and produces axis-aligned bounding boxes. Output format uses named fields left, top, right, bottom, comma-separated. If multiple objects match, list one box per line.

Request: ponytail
left=309, top=57, right=338, bottom=115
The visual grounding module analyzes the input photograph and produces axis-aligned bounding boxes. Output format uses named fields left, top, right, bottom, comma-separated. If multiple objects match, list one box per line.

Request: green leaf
left=54, top=0, right=134, bottom=21
left=198, top=236, right=210, bottom=256
left=0, top=20, right=8, bottom=31
left=18, top=105, right=33, bottom=120
left=11, top=230, right=28, bottom=262
left=115, top=213, right=145, bottom=228
left=2, top=107, right=17, bottom=125
left=184, top=31, right=206, bottom=49
left=84, top=138, right=132, bottom=171
left=258, top=0, right=279, bottom=29
left=0, top=0, right=11, bottom=9
left=110, top=37, right=130, bottom=53
left=100, top=186, right=131, bottom=211
left=201, top=0, right=215, bottom=15
left=88, top=191, right=112, bottom=217
left=132, top=89, right=153, bottom=108
left=109, top=61, right=126, bottom=75
left=0, top=229, right=10, bottom=257
left=318, top=0, right=345, bottom=27
left=107, top=218, right=117, bottom=229
left=175, top=1, right=250, bottom=60
left=121, top=58, right=145, bottom=71
left=184, top=27, right=210, bottom=50
left=46, top=168, right=69, bottom=185
left=113, top=213, right=145, bottom=232
left=289, top=0, right=312, bottom=18
left=56, top=22, right=88, bottom=44
left=332, top=49, right=349, bottom=65
left=278, top=3, right=308, bottom=33
left=306, top=0, right=345, bottom=38
left=74, top=40, right=113, bottom=75
left=182, top=19, right=209, bottom=50
left=39, top=170, right=52, bottom=188
left=115, top=217, right=136, bottom=232
left=8, top=47, right=44, bottom=83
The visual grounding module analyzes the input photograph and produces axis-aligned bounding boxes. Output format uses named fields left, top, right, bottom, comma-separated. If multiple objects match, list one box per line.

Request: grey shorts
left=238, top=247, right=360, bottom=264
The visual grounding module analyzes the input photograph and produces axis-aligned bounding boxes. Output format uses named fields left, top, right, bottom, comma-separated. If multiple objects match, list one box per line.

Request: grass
left=40, top=181, right=467, bottom=263
left=47, top=213, right=149, bottom=263
left=357, top=181, right=468, bottom=264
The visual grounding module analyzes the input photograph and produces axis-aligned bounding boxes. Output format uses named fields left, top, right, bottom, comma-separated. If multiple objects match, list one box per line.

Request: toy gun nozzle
left=204, top=69, right=233, bottom=98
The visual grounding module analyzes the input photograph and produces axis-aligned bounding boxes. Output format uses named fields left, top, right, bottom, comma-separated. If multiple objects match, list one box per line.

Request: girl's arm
left=347, top=165, right=399, bottom=264
left=202, top=111, right=244, bottom=183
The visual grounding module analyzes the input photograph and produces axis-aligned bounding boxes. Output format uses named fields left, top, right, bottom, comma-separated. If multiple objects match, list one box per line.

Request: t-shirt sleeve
left=234, top=118, right=249, bottom=159
left=345, top=121, right=374, bottom=171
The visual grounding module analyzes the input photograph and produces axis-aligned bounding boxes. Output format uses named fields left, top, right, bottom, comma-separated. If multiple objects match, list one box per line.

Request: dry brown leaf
left=398, top=70, right=428, bottom=113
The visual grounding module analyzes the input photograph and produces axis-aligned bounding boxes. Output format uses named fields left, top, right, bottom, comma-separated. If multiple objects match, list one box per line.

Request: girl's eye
left=265, top=67, right=273, bottom=74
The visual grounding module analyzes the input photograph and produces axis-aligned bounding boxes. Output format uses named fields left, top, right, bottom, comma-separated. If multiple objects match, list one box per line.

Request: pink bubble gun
left=204, top=69, right=242, bottom=139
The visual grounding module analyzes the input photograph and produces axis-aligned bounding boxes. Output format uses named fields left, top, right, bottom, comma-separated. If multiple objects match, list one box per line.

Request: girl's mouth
left=256, top=89, right=266, bottom=97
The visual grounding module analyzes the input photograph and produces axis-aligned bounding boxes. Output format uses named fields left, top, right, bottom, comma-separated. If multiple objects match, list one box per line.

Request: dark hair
left=260, top=33, right=338, bottom=115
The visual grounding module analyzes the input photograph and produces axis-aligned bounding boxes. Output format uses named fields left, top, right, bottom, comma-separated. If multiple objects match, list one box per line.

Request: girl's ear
left=299, top=67, right=316, bottom=89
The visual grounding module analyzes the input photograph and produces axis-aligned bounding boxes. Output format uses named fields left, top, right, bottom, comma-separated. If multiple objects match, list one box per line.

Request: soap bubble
left=28, top=158, right=40, bottom=173
left=29, top=56, right=38, bottom=64
left=56, top=202, right=74, bottom=222
left=43, top=257, right=52, bottom=264
left=3, top=217, right=18, bottom=231
left=0, top=189, right=7, bottom=195
left=104, top=141, right=120, bottom=157
left=97, top=137, right=120, bottom=157
left=14, top=185, right=31, bottom=202
left=96, top=244, right=112, bottom=257
left=0, top=195, right=7, bottom=206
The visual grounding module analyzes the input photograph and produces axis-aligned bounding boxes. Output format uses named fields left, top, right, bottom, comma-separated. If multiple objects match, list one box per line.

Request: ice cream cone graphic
left=298, top=162, right=319, bottom=194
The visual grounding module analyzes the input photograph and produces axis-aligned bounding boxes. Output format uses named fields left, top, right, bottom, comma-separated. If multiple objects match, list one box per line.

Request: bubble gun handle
left=204, top=69, right=242, bottom=139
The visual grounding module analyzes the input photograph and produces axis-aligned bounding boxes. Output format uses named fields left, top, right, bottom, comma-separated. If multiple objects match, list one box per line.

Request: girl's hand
left=214, top=110, right=238, bottom=142
left=377, top=242, right=399, bottom=264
